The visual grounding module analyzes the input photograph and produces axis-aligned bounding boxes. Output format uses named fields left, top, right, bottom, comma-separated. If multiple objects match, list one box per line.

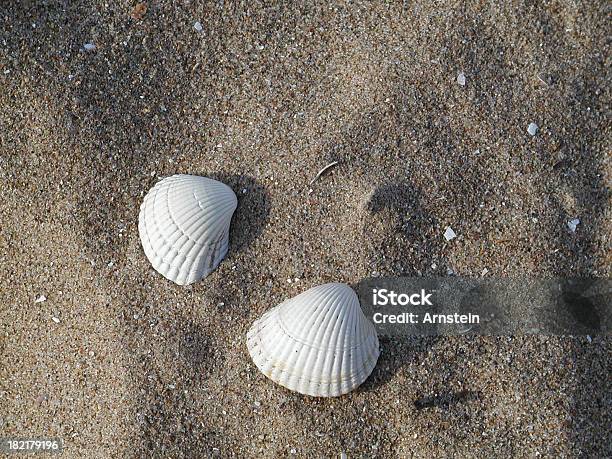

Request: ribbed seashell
left=138, top=174, right=237, bottom=285
left=247, top=283, right=380, bottom=397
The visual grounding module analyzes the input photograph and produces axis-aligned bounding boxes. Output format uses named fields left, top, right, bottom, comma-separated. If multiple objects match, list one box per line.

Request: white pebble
left=567, top=218, right=580, bottom=232
left=51, top=317, right=60, bottom=323
left=457, top=71, right=466, bottom=86
left=194, top=21, right=203, bottom=32
left=83, top=43, right=96, bottom=51
left=444, top=226, right=457, bottom=241
left=481, top=268, right=489, bottom=276
left=527, top=122, right=538, bottom=136
left=35, top=295, right=46, bottom=303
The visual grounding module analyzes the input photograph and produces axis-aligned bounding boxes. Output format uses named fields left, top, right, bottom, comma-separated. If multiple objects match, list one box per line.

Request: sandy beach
left=1, top=1, right=610, bottom=457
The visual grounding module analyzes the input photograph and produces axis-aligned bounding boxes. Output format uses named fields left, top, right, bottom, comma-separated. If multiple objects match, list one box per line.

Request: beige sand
left=1, top=1, right=610, bottom=457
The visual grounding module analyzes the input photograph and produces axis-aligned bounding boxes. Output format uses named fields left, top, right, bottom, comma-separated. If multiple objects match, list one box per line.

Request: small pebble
left=194, top=21, right=203, bottom=32
left=567, top=218, right=580, bottom=232
left=481, top=267, right=489, bottom=276
left=83, top=43, right=96, bottom=51
left=527, top=122, right=538, bottom=136
left=51, top=317, right=60, bottom=323
left=35, top=295, right=46, bottom=303
left=457, top=71, right=466, bottom=86
left=444, top=226, right=457, bottom=241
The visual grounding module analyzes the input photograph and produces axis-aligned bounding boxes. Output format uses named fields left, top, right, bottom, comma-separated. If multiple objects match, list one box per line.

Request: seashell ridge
left=138, top=174, right=237, bottom=285
left=247, top=283, right=380, bottom=397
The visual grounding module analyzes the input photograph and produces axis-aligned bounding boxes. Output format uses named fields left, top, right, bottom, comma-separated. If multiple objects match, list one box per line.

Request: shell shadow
left=202, top=173, right=271, bottom=256
left=358, top=336, right=439, bottom=394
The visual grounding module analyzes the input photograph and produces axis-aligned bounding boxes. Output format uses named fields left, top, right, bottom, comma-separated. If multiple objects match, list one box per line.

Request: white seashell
left=138, top=174, right=237, bottom=285
left=247, top=283, right=380, bottom=397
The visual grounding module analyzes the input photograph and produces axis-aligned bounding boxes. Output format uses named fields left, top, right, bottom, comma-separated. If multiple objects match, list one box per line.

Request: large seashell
left=247, top=283, right=380, bottom=397
left=138, top=174, right=237, bottom=285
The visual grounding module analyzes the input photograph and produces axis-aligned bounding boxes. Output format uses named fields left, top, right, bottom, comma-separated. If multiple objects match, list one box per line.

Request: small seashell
left=567, top=218, right=580, bottom=232
left=457, top=71, right=466, bottom=86
left=444, top=226, right=457, bottom=241
left=527, top=122, right=538, bottom=136
left=247, top=283, right=380, bottom=397
left=138, top=174, right=237, bottom=285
